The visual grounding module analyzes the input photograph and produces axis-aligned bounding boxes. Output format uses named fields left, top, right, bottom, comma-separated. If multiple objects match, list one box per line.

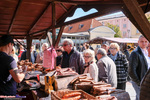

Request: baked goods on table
left=56, top=68, right=78, bottom=77
left=17, top=60, right=43, bottom=71
left=91, top=84, right=116, bottom=96
left=51, top=90, right=96, bottom=100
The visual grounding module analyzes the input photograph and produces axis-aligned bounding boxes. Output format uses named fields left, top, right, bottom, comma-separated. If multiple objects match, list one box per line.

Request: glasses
left=56, top=50, right=62, bottom=52
left=83, top=56, right=91, bottom=58
left=109, top=48, right=117, bottom=50
left=62, top=44, right=69, bottom=47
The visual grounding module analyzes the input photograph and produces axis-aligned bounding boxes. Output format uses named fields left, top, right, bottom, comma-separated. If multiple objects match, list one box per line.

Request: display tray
left=51, top=89, right=96, bottom=100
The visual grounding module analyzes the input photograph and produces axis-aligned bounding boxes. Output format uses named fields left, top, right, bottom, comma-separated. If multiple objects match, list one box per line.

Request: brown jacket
left=140, top=69, right=150, bottom=100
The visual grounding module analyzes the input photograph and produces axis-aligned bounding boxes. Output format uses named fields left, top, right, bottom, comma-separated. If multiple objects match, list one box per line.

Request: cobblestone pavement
left=126, top=81, right=136, bottom=100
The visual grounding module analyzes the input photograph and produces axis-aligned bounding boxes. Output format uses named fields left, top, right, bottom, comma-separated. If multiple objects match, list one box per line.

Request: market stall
left=0, top=0, right=150, bottom=100
left=16, top=59, right=130, bottom=100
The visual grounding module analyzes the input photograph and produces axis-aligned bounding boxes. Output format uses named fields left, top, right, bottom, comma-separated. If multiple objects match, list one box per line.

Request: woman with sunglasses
left=83, top=49, right=98, bottom=82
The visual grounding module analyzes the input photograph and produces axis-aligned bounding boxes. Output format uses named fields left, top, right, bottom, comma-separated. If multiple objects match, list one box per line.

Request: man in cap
left=96, top=48, right=117, bottom=88
left=101, top=41, right=110, bottom=55
left=0, top=35, right=26, bottom=96
left=124, top=45, right=131, bottom=61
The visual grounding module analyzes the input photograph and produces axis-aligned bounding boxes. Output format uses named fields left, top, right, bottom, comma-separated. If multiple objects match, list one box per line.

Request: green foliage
left=106, top=23, right=122, bottom=37
left=148, top=16, right=150, bottom=22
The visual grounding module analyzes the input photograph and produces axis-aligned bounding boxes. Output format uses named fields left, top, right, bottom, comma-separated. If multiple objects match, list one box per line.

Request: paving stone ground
left=126, top=81, right=136, bottom=100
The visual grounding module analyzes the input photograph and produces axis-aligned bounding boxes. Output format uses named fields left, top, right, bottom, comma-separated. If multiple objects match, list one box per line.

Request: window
left=67, top=37, right=71, bottom=39
left=69, top=26, right=73, bottom=31
left=123, top=24, right=126, bottom=28
left=123, top=31, right=126, bottom=36
left=81, top=37, right=84, bottom=39
left=62, top=37, right=66, bottom=39
left=79, top=24, right=84, bottom=29
left=102, top=22, right=104, bottom=25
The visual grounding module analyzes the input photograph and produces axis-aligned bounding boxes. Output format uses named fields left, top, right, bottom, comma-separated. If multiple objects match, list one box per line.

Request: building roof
left=96, top=13, right=125, bottom=21
left=63, top=19, right=102, bottom=33
left=87, top=37, right=138, bottom=44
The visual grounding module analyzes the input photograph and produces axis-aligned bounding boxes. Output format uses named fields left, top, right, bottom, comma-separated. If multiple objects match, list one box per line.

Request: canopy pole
left=52, top=2, right=56, bottom=47
left=55, top=26, right=65, bottom=47
left=26, top=35, right=32, bottom=62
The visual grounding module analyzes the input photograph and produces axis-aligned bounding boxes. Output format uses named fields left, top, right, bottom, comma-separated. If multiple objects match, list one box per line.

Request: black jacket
left=20, top=50, right=37, bottom=63
left=129, top=46, right=148, bottom=86
left=124, top=49, right=130, bottom=61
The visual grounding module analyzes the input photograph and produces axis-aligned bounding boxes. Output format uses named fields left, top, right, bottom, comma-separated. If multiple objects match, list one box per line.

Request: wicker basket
left=51, top=90, right=96, bottom=100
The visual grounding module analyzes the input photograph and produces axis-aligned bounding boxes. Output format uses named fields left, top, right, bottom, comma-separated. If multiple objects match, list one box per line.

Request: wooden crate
left=51, top=90, right=96, bottom=100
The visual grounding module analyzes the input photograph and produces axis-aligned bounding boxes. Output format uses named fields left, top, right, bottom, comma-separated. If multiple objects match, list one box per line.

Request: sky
left=65, top=8, right=123, bottom=22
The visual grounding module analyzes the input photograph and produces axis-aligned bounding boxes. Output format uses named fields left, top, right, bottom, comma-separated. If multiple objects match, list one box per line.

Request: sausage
left=61, top=95, right=81, bottom=100
left=45, top=68, right=51, bottom=71
left=62, top=92, right=81, bottom=98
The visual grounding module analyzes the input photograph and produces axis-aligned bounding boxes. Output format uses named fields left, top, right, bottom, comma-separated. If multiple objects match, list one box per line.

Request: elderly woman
left=83, top=49, right=98, bottom=82
left=36, top=43, right=48, bottom=63
left=109, top=43, right=128, bottom=90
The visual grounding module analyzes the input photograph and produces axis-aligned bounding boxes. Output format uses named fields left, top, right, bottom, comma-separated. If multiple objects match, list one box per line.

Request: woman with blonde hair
left=10, top=46, right=18, bottom=62
left=109, top=43, right=128, bottom=90
left=83, top=49, right=98, bottom=82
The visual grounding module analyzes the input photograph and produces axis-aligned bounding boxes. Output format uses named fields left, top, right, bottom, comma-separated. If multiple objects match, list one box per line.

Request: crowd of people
left=1, top=34, right=150, bottom=100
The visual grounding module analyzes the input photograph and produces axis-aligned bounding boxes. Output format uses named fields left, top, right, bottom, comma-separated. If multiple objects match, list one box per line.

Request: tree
left=106, top=23, right=122, bottom=37
left=147, top=16, right=150, bottom=22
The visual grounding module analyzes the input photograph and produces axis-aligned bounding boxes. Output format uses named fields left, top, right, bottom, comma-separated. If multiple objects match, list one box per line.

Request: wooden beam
left=26, top=35, right=32, bottom=61
left=28, top=3, right=51, bottom=34
left=139, top=2, right=150, bottom=7
left=56, top=5, right=121, bottom=28
left=59, top=3, right=68, bottom=12
left=54, top=0, right=123, bottom=5
left=14, top=38, right=26, bottom=49
left=30, top=5, right=121, bottom=36
left=39, top=31, right=47, bottom=40
left=29, top=28, right=50, bottom=35
left=8, top=0, right=22, bottom=34
left=54, top=26, right=65, bottom=47
left=144, top=0, right=150, bottom=13
left=56, top=5, right=76, bottom=25
left=29, top=6, right=76, bottom=36
left=52, top=2, right=56, bottom=47
left=122, top=0, right=150, bottom=41
left=0, top=34, right=26, bottom=36
left=47, top=32, right=52, bottom=46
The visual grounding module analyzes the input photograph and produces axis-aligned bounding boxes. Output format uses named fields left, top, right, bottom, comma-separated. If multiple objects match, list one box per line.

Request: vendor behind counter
left=0, top=35, right=26, bottom=96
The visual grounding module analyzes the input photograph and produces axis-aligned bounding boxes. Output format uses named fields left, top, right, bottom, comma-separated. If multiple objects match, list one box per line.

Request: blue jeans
left=131, top=81, right=140, bottom=100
